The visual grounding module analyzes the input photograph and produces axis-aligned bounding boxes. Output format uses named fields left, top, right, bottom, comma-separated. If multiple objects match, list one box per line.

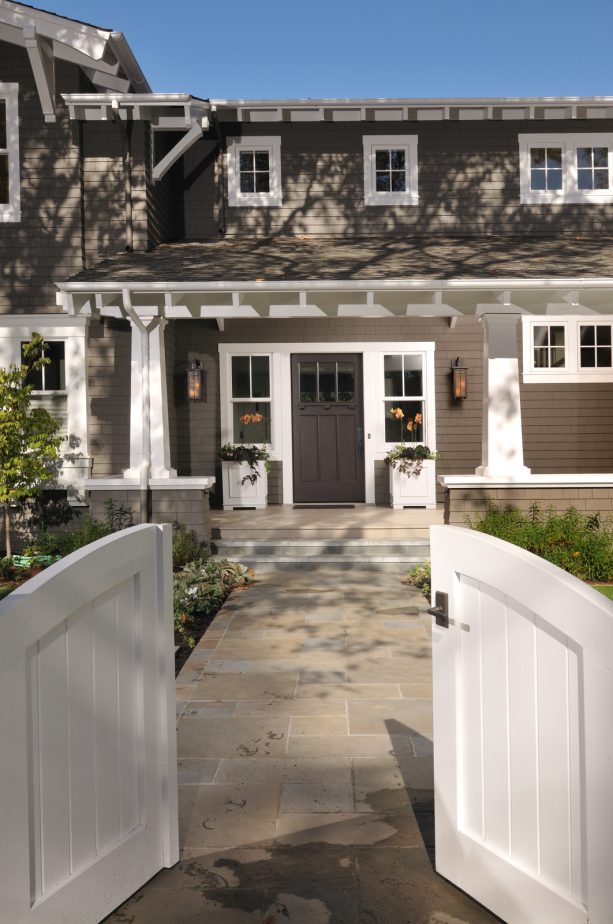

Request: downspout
left=211, top=109, right=226, bottom=237
left=121, top=288, right=160, bottom=523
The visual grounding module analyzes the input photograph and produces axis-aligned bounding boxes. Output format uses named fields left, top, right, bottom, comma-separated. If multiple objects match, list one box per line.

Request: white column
left=476, top=314, right=531, bottom=478
left=124, top=318, right=176, bottom=480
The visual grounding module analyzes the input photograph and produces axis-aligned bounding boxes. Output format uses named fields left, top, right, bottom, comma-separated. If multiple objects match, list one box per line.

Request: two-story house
left=3, top=0, right=613, bottom=543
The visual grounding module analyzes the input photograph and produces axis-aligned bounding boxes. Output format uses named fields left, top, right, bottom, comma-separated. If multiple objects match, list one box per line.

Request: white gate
left=0, top=524, right=178, bottom=923
left=431, top=525, right=613, bottom=924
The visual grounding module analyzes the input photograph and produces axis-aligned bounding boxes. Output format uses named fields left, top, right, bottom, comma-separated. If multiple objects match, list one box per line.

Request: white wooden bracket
left=23, top=26, right=56, bottom=122
left=152, top=118, right=205, bottom=182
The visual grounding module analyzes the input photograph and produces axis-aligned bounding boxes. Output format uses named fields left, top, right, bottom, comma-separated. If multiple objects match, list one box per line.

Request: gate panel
left=431, top=525, right=613, bottom=924
left=0, top=524, right=178, bottom=924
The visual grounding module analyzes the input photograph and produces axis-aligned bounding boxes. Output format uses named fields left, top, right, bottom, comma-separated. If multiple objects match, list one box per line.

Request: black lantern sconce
left=187, top=360, right=204, bottom=401
left=451, top=357, right=468, bottom=400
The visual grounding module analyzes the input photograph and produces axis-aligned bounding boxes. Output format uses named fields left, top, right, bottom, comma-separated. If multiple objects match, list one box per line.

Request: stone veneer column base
left=439, top=475, right=613, bottom=526
left=86, top=478, right=215, bottom=542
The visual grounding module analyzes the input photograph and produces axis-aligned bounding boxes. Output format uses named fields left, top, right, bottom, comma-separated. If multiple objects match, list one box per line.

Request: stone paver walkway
left=107, top=570, right=501, bottom=924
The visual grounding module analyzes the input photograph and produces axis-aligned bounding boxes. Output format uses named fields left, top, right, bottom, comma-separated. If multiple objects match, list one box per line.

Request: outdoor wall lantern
left=451, top=357, right=468, bottom=400
left=187, top=359, right=204, bottom=401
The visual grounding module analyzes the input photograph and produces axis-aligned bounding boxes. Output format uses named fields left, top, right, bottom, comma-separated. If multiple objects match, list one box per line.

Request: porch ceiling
left=57, top=235, right=613, bottom=320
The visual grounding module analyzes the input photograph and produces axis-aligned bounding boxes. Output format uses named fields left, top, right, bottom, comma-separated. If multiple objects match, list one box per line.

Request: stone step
left=212, top=537, right=430, bottom=573
left=213, top=538, right=430, bottom=558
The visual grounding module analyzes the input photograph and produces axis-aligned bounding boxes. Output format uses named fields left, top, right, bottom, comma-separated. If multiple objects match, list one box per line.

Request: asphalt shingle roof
left=67, top=235, right=613, bottom=285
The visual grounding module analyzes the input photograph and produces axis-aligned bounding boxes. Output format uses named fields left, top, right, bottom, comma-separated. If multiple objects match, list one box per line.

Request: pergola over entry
left=56, top=236, right=613, bottom=499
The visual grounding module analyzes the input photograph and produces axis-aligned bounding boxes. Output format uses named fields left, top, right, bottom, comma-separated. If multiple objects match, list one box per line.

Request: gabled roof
left=0, top=0, right=150, bottom=120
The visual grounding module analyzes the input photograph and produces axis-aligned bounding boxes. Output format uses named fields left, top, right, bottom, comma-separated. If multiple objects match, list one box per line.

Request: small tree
left=0, top=335, right=63, bottom=557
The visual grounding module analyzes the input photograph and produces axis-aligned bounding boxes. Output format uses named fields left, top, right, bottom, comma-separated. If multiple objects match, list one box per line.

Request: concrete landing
left=105, top=569, right=501, bottom=924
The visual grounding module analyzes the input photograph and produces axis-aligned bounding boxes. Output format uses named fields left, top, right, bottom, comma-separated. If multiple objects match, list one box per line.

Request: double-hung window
left=0, top=84, right=20, bottom=222
left=363, top=135, right=418, bottom=206
left=383, top=354, right=425, bottom=443
left=227, top=137, right=282, bottom=207
left=230, top=355, right=271, bottom=442
left=519, top=134, right=613, bottom=204
left=22, top=340, right=66, bottom=391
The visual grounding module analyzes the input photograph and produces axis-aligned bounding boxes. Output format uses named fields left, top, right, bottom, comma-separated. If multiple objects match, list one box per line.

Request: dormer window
left=519, top=134, right=613, bottom=204
left=227, top=137, right=282, bottom=207
left=363, top=135, right=418, bottom=206
left=0, top=84, right=20, bottom=222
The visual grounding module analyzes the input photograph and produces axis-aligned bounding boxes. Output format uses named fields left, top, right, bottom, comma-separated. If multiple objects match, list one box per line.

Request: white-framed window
left=383, top=353, right=426, bottom=444
left=227, top=136, right=282, bottom=207
left=519, top=133, right=613, bottom=204
left=21, top=340, right=66, bottom=391
left=363, top=135, right=418, bottom=206
left=522, top=317, right=613, bottom=382
left=230, top=354, right=272, bottom=442
left=0, top=84, right=20, bottom=222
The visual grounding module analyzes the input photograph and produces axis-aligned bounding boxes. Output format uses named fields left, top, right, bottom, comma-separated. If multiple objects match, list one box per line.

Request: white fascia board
left=57, top=277, right=613, bottom=295
left=211, top=95, right=613, bottom=108
left=0, top=0, right=111, bottom=59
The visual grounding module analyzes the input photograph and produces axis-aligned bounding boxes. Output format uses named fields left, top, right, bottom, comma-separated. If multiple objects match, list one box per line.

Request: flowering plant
left=385, top=407, right=437, bottom=476
left=220, top=411, right=271, bottom=485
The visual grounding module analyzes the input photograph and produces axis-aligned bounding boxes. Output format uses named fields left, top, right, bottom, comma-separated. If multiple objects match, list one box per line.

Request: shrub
left=0, top=557, right=16, bottom=581
left=173, top=556, right=248, bottom=648
left=172, top=523, right=204, bottom=571
left=469, top=503, right=613, bottom=582
left=404, top=562, right=431, bottom=598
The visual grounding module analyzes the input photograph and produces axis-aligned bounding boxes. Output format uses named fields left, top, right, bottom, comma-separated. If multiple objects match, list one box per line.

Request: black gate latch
left=427, top=591, right=449, bottom=629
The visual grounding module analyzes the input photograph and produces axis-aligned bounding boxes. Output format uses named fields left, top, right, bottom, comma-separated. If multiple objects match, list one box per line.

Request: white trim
left=85, top=477, right=215, bottom=491
left=362, top=134, right=418, bottom=206
left=0, top=83, right=20, bottom=222
left=219, top=341, right=435, bottom=505
left=439, top=473, right=613, bottom=488
left=519, top=132, right=613, bottom=204
left=0, top=315, right=90, bottom=501
left=522, top=315, right=613, bottom=382
left=227, top=136, right=282, bottom=207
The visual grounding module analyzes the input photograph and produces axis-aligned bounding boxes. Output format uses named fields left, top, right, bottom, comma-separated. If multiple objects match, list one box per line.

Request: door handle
left=427, top=591, right=449, bottom=629
left=357, top=427, right=364, bottom=458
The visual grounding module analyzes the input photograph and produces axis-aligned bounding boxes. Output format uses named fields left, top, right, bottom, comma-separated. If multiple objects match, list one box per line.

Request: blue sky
left=49, top=0, right=613, bottom=100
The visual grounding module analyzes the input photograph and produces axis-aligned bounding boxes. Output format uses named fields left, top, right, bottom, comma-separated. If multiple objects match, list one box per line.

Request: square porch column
left=476, top=313, right=531, bottom=478
left=124, top=318, right=176, bottom=480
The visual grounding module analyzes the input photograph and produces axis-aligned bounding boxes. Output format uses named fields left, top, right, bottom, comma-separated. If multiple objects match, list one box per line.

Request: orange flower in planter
left=390, top=407, right=404, bottom=420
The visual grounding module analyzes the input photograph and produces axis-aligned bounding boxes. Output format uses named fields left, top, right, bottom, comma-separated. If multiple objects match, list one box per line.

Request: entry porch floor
left=211, top=503, right=444, bottom=540
left=106, top=568, right=500, bottom=924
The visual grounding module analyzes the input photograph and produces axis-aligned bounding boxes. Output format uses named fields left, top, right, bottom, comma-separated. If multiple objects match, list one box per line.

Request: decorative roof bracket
left=23, top=26, right=56, bottom=122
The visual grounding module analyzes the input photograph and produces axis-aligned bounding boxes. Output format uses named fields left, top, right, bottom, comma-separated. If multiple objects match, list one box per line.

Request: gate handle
left=427, top=591, right=449, bottom=629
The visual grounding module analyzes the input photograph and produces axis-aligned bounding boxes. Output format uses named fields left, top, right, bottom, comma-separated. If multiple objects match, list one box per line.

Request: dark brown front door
left=291, top=353, right=365, bottom=503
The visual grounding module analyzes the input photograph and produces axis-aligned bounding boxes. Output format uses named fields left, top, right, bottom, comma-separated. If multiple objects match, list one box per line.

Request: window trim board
left=362, top=134, right=419, bottom=206
left=0, top=83, right=21, bottom=223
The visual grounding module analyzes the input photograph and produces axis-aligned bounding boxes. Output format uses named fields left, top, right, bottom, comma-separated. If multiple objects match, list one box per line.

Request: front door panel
left=291, top=353, right=365, bottom=503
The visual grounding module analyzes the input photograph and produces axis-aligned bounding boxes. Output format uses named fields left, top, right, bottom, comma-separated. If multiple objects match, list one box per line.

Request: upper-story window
left=227, top=137, right=282, bottom=207
left=363, top=135, right=418, bottom=206
left=0, top=84, right=20, bottom=222
left=523, top=317, right=613, bottom=382
left=519, top=134, right=613, bottom=204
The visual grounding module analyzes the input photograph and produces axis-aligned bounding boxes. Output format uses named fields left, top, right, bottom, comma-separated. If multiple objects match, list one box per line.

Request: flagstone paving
left=105, top=569, right=502, bottom=924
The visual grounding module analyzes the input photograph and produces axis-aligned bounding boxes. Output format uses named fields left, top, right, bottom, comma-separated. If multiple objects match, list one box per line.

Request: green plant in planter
left=220, top=413, right=272, bottom=486
left=385, top=408, right=437, bottom=477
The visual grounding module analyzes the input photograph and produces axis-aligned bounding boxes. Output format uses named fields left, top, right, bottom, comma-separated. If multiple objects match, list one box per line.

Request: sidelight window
left=383, top=354, right=425, bottom=442
left=230, top=354, right=271, bottom=442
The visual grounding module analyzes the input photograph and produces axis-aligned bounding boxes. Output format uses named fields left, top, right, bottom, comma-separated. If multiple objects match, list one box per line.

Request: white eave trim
left=56, top=276, right=613, bottom=321
left=210, top=95, right=613, bottom=123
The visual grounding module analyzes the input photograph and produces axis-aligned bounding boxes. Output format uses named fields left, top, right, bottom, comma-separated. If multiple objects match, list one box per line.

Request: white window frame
left=522, top=316, right=613, bottom=382
left=228, top=353, right=273, bottom=444
left=519, top=133, right=613, bottom=204
left=363, top=135, right=418, bottom=206
left=0, top=316, right=91, bottom=501
left=219, top=342, right=435, bottom=504
left=382, top=352, right=430, bottom=449
left=227, top=136, right=282, bottom=207
left=0, top=83, right=21, bottom=223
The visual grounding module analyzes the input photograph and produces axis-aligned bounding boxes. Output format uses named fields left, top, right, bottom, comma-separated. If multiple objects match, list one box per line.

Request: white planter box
left=389, top=458, right=437, bottom=509
left=222, top=460, right=268, bottom=510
